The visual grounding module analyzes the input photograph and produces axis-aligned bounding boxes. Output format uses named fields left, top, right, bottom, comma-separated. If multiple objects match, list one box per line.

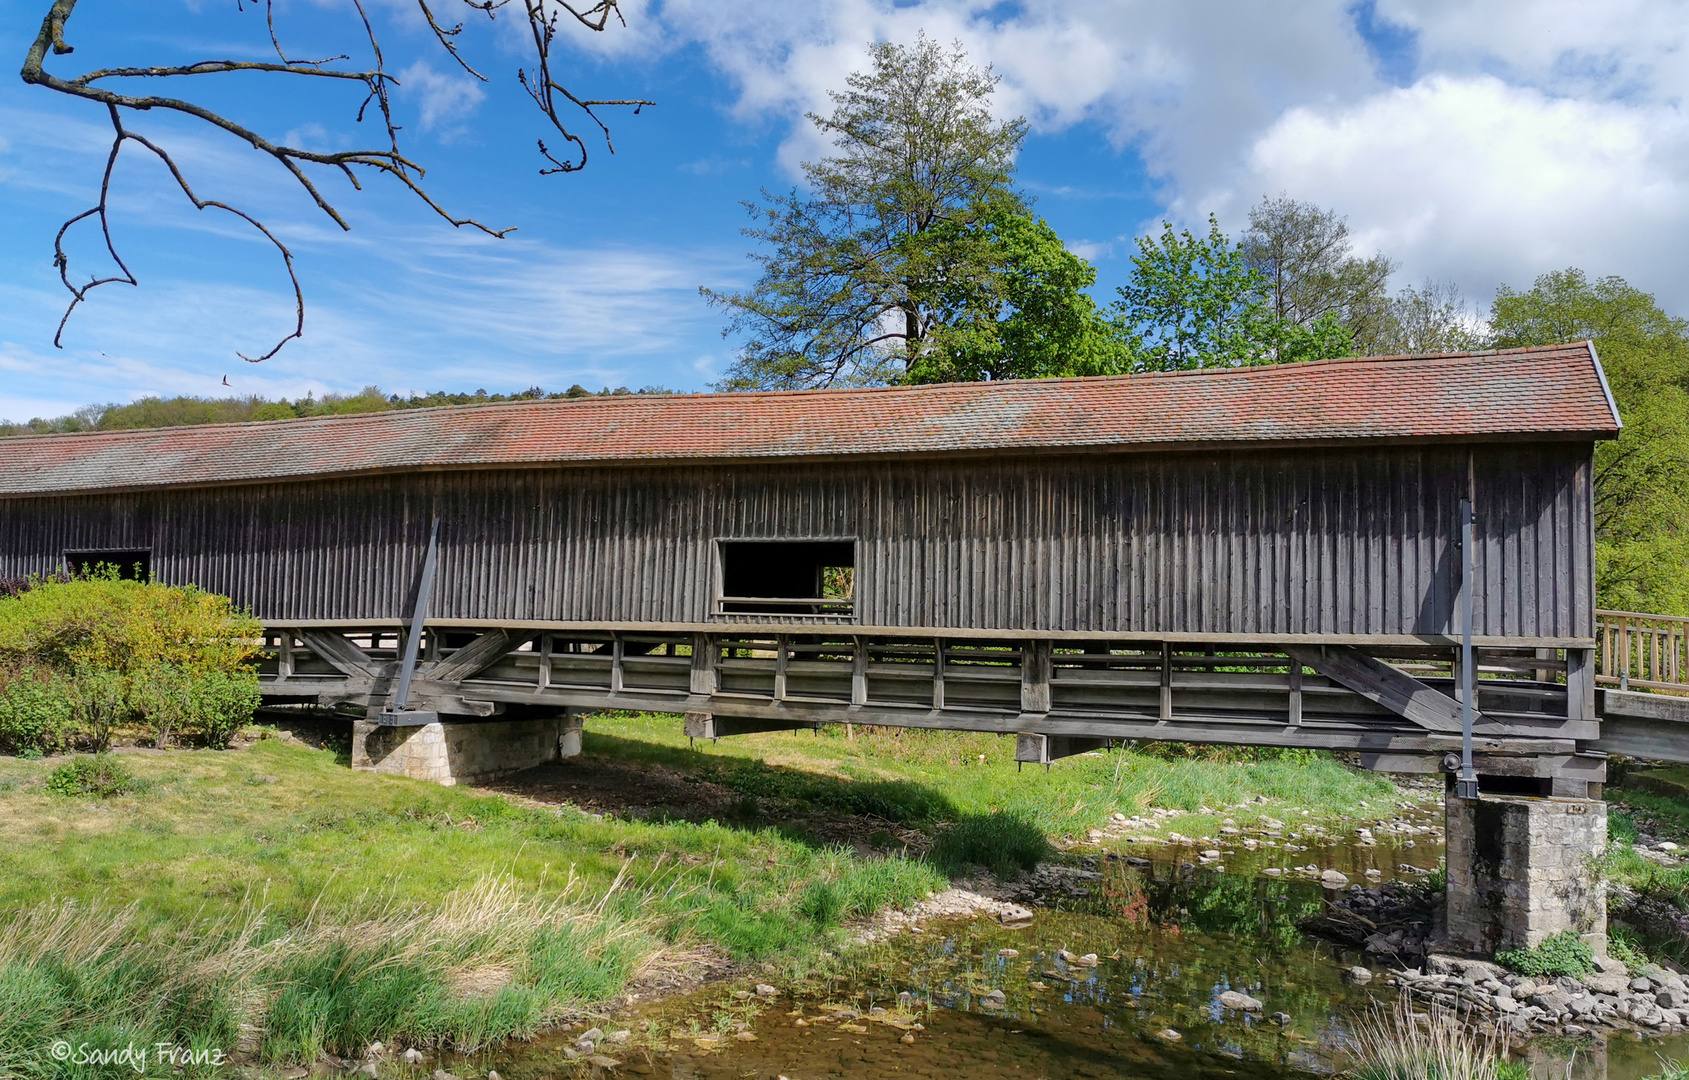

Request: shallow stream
left=451, top=813, right=1689, bottom=1080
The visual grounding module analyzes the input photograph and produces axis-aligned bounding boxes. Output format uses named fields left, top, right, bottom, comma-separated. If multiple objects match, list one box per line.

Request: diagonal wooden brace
left=1285, top=645, right=1466, bottom=733
left=416, top=629, right=533, bottom=685
left=298, top=629, right=381, bottom=679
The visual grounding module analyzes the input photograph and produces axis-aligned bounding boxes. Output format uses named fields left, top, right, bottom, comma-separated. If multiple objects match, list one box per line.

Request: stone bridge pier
left=1444, top=790, right=1608, bottom=957
left=351, top=711, right=586, bottom=786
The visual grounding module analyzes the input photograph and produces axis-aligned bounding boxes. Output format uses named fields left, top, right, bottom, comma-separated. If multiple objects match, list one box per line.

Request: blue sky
left=2, top=0, right=1686, bottom=422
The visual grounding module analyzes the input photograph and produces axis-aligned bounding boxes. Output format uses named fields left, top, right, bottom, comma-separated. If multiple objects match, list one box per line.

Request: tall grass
left=929, top=811, right=1052, bottom=878
left=790, top=851, right=943, bottom=928
left=1640, top=1058, right=1689, bottom=1080
left=1347, top=997, right=1518, bottom=1080
left=0, top=872, right=661, bottom=1077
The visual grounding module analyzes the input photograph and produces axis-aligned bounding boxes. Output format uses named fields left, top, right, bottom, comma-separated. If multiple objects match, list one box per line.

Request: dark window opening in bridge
left=717, top=540, right=855, bottom=617
left=64, top=548, right=151, bottom=581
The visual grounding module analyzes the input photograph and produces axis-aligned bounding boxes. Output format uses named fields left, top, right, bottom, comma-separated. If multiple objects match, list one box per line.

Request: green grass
left=0, top=714, right=1413, bottom=1072
left=1348, top=997, right=1517, bottom=1080
left=1592, top=789, right=1689, bottom=968
left=587, top=711, right=1404, bottom=841
left=1639, top=1058, right=1689, bottom=1080
left=1606, top=790, right=1689, bottom=914
left=1615, top=788, right=1689, bottom=838
left=929, top=811, right=1052, bottom=877
left=0, top=738, right=943, bottom=1072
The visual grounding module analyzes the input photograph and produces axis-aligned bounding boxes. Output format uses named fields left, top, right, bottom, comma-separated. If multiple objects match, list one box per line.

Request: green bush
left=0, top=572, right=260, bottom=679
left=1497, top=930, right=1595, bottom=979
left=0, top=574, right=263, bottom=754
left=65, top=666, right=127, bottom=752
left=0, top=669, right=74, bottom=754
left=193, top=669, right=261, bottom=747
left=45, top=753, right=148, bottom=798
left=132, top=665, right=261, bottom=747
left=928, top=811, right=1053, bottom=878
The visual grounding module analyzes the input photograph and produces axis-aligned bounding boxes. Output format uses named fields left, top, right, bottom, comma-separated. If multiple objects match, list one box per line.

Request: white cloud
left=651, top=0, right=1381, bottom=187
left=1376, top=0, right=1689, bottom=99
left=646, top=0, right=1689, bottom=308
left=398, top=60, right=487, bottom=133
left=1243, top=74, right=1689, bottom=302
left=678, top=155, right=749, bottom=176
left=1064, top=238, right=1115, bottom=263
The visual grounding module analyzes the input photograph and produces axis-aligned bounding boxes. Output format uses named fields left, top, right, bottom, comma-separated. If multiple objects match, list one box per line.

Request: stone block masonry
left=1445, top=792, right=1607, bottom=957
left=352, top=714, right=581, bottom=785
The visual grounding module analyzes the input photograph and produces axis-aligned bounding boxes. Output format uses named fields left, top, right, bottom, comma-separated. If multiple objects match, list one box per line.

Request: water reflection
left=454, top=845, right=1689, bottom=1080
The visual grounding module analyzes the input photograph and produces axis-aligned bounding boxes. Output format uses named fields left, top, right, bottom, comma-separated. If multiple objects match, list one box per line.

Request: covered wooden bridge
left=0, top=343, right=1626, bottom=799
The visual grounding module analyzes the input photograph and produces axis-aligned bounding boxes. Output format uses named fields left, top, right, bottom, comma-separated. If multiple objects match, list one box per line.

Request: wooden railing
left=1597, top=610, right=1689, bottom=691
left=258, top=624, right=1597, bottom=753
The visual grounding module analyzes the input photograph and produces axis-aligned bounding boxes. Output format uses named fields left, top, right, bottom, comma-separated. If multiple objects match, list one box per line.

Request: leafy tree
left=1243, top=196, right=1394, bottom=353
left=1111, top=216, right=1353, bottom=371
left=1491, top=269, right=1689, bottom=613
left=705, top=36, right=1040, bottom=389
left=906, top=208, right=1121, bottom=383
left=1112, top=217, right=1271, bottom=370
left=1, top=385, right=672, bottom=437
left=1373, top=279, right=1487, bottom=355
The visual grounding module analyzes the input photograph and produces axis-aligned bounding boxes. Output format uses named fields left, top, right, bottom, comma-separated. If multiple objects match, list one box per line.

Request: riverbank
left=0, top=712, right=1423, bottom=1077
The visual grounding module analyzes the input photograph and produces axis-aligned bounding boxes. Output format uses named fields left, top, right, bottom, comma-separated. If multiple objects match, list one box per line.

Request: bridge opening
left=64, top=547, right=151, bottom=581
left=717, top=539, right=855, bottom=617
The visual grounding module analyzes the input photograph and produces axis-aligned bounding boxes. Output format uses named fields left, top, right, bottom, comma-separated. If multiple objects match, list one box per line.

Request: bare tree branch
left=52, top=104, right=305, bottom=362
left=20, top=0, right=653, bottom=361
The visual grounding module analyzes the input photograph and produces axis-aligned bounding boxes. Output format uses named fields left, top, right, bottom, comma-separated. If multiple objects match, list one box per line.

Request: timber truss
left=258, top=622, right=1608, bottom=794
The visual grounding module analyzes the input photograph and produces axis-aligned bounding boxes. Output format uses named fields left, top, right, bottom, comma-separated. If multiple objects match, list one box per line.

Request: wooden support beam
left=1021, top=639, right=1052, bottom=714
left=375, top=710, right=439, bottom=727
left=690, top=633, right=718, bottom=696
left=683, top=711, right=818, bottom=739
left=851, top=636, right=868, bottom=706
left=1288, top=660, right=1302, bottom=727
left=933, top=638, right=946, bottom=710
left=1358, top=750, right=1606, bottom=795
left=298, top=629, right=381, bottom=679
left=263, top=621, right=1613, bottom=762
left=1286, top=644, right=1464, bottom=733
left=383, top=681, right=503, bottom=717
left=774, top=634, right=789, bottom=702
left=1592, top=688, right=1689, bottom=762
left=1159, top=643, right=1172, bottom=721
left=259, top=676, right=375, bottom=706
left=1567, top=647, right=1595, bottom=721
left=261, top=617, right=1598, bottom=651
left=1016, top=732, right=1110, bottom=765
left=419, top=629, right=532, bottom=684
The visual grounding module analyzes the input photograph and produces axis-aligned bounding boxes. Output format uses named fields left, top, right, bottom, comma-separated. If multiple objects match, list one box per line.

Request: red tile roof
left=0, top=343, right=1620, bottom=496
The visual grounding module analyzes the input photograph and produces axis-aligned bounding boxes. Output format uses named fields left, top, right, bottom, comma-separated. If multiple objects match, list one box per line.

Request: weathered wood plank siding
left=0, top=442, right=1593, bottom=637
